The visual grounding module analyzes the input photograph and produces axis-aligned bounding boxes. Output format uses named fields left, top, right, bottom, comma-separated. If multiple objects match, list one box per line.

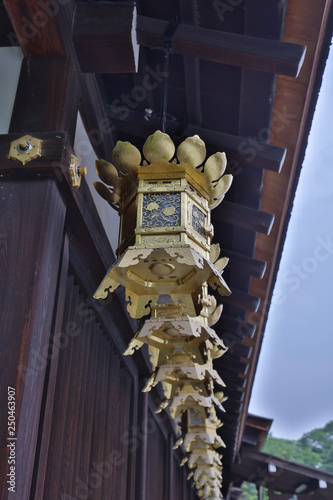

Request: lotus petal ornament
left=112, top=140, right=141, bottom=176
left=143, top=130, right=175, bottom=163
left=204, top=152, right=227, bottom=183
left=177, top=135, right=206, bottom=168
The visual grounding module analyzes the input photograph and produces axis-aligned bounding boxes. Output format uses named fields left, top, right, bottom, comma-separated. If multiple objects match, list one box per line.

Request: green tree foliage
left=262, top=420, right=333, bottom=471
left=298, top=421, right=333, bottom=473
left=241, top=482, right=269, bottom=499
left=240, top=421, right=333, bottom=498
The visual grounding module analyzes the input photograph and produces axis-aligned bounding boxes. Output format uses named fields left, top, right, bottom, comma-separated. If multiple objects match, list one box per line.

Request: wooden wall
left=0, top=148, right=196, bottom=499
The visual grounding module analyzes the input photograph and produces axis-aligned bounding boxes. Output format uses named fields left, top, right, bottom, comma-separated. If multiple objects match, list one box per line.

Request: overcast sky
left=249, top=44, right=333, bottom=440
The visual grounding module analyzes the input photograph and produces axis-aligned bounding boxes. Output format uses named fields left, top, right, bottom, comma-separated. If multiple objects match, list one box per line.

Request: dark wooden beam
left=0, top=3, right=17, bottom=47
left=9, top=57, right=79, bottom=144
left=223, top=249, right=267, bottom=278
left=3, top=0, right=116, bottom=160
left=225, top=399, right=244, bottom=413
left=80, top=74, right=116, bottom=161
left=105, top=107, right=286, bottom=173
left=73, top=3, right=139, bottom=73
left=225, top=388, right=245, bottom=403
left=233, top=344, right=253, bottom=359
left=218, top=288, right=260, bottom=312
left=216, top=315, right=256, bottom=340
left=215, top=355, right=249, bottom=376
left=219, top=371, right=247, bottom=389
left=184, top=124, right=286, bottom=173
left=179, top=0, right=202, bottom=126
left=2, top=0, right=74, bottom=57
left=136, top=15, right=306, bottom=77
left=239, top=447, right=333, bottom=485
left=69, top=4, right=305, bottom=77
left=214, top=201, right=275, bottom=235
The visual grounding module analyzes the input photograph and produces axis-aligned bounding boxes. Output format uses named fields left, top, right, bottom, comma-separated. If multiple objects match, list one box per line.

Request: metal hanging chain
left=160, top=17, right=179, bottom=133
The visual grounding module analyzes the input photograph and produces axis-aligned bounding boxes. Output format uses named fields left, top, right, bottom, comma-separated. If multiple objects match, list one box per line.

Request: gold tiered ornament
left=93, top=131, right=232, bottom=500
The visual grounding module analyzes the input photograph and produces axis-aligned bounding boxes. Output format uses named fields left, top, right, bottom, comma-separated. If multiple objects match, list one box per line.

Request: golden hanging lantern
left=93, top=130, right=233, bottom=500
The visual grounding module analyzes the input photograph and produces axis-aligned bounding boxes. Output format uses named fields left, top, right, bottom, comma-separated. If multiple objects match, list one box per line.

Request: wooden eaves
left=1, top=0, right=333, bottom=498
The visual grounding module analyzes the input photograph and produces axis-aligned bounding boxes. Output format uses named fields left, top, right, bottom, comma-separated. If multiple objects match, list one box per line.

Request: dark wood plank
left=223, top=249, right=267, bottom=278
left=219, top=288, right=260, bottom=312
left=44, top=282, right=79, bottom=499
left=225, top=399, right=244, bottom=413
left=218, top=370, right=247, bottom=389
left=233, top=343, right=253, bottom=359
left=3, top=0, right=116, bottom=163
left=90, top=331, right=110, bottom=500
left=0, top=3, right=17, bottom=47
left=68, top=297, right=91, bottom=497
left=184, top=124, right=287, bottom=173
left=244, top=0, right=288, bottom=41
left=80, top=73, right=116, bottom=161
left=215, top=354, right=249, bottom=376
left=214, top=200, right=275, bottom=235
left=103, top=337, right=118, bottom=499
left=33, top=235, right=69, bottom=500
left=73, top=3, right=139, bottom=73
left=136, top=15, right=306, bottom=77
left=0, top=178, right=66, bottom=498
left=2, top=0, right=74, bottom=57
left=9, top=57, right=79, bottom=143
left=75, top=322, right=100, bottom=499
left=0, top=132, right=70, bottom=174
left=224, top=387, right=245, bottom=403
left=42, top=275, right=74, bottom=497
left=216, top=315, right=256, bottom=340
left=59, top=292, right=87, bottom=499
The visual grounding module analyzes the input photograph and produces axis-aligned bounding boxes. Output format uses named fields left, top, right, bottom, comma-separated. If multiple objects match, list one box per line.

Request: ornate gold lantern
left=93, top=130, right=233, bottom=499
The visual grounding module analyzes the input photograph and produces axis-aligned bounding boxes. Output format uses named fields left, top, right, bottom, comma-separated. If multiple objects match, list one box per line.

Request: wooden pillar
left=0, top=56, right=79, bottom=499
left=9, top=57, right=79, bottom=141
left=0, top=177, right=66, bottom=499
left=257, top=484, right=264, bottom=500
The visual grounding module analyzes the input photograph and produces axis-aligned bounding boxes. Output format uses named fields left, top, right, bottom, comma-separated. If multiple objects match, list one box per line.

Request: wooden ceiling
left=1, top=0, right=332, bottom=496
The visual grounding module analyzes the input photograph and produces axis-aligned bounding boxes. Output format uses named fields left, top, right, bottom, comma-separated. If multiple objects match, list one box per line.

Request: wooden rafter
left=2, top=0, right=117, bottom=159
left=71, top=3, right=306, bottom=77
left=136, top=16, right=306, bottom=77
left=106, top=107, right=286, bottom=173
